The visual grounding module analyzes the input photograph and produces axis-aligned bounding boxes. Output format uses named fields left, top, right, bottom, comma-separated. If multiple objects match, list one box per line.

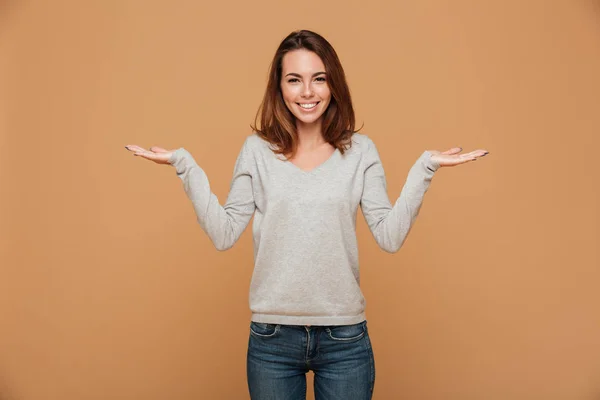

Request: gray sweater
left=168, top=132, right=439, bottom=326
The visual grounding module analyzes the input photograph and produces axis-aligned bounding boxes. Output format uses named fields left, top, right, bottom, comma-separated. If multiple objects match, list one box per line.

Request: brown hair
left=250, top=30, right=362, bottom=159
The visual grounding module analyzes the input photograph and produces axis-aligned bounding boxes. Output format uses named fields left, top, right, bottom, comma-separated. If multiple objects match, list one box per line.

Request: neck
left=296, top=119, right=326, bottom=150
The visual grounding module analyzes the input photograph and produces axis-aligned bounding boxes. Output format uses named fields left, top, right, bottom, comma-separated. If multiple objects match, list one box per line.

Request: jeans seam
left=305, top=326, right=311, bottom=361
left=363, top=332, right=375, bottom=397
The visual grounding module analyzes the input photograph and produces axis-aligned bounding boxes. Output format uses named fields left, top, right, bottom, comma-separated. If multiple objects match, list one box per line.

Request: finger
left=462, top=150, right=489, bottom=159
left=438, top=155, right=474, bottom=166
left=135, top=150, right=171, bottom=163
left=452, top=154, right=478, bottom=164
left=134, top=150, right=161, bottom=160
left=149, top=146, right=169, bottom=153
left=125, top=145, right=147, bottom=153
left=450, top=151, right=488, bottom=165
left=441, top=147, right=462, bottom=155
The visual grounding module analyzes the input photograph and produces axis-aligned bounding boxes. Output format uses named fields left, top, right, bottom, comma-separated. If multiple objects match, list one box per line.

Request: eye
left=288, top=78, right=300, bottom=83
left=316, top=77, right=326, bottom=82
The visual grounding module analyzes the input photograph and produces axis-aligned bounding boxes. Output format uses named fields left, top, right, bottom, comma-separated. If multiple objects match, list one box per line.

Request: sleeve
left=359, top=138, right=440, bottom=253
left=168, top=137, right=256, bottom=251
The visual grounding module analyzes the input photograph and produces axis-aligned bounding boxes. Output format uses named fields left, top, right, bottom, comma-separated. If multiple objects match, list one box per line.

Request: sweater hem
left=251, top=312, right=366, bottom=326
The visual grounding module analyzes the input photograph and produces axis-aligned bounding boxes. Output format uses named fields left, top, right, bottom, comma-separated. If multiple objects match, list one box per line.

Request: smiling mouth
left=297, top=101, right=320, bottom=110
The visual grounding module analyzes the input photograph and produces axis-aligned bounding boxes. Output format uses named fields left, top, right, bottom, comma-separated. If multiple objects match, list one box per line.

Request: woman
left=125, top=29, right=488, bottom=400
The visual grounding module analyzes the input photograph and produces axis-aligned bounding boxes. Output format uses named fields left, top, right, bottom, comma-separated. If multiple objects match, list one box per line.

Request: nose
left=301, top=82, right=314, bottom=97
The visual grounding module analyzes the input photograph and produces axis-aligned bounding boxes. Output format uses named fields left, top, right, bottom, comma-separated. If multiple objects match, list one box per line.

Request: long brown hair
left=250, top=30, right=362, bottom=159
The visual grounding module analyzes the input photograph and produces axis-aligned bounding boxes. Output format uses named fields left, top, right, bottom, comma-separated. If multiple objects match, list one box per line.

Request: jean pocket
left=325, top=321, right=366, bottom=342
left=249, top=321, right=280, bottom=338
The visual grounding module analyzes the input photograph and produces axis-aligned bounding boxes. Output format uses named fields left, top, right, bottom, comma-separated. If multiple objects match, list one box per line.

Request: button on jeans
left=246, top=320, right=375, bottom=399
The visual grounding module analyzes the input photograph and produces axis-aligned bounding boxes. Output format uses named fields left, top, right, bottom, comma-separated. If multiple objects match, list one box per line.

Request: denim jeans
left=246, top=320, right=375, bottom=400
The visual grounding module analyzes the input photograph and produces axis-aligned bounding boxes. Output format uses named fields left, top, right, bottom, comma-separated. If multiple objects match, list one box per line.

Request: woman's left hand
left=429, top=147, right=489, bottom=167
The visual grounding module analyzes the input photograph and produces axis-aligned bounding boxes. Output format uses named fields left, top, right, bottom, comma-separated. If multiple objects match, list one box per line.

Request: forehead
left=281, top=49, right=325, bottom=74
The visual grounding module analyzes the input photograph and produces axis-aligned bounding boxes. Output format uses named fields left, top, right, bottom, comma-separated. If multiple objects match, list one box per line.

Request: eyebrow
left=284, top=72, right=327, bottom=78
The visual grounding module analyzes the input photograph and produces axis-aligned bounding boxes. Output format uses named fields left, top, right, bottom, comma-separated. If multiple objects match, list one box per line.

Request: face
left=280, top=49, right=332, bottom=129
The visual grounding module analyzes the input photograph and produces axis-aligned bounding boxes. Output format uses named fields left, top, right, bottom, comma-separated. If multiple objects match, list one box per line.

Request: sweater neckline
left=276, top=147, right=340, bottom=175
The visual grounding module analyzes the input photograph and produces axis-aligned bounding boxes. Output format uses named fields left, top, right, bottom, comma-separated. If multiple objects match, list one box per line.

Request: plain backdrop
left=1, top=0, right=599, bottom=399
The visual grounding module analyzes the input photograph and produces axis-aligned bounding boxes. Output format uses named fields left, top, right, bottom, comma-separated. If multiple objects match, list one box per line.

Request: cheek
left=317, top=83, right=331, bottom=96
left=281, top=86, right=296, bottom=103
left=319, top=87, right=331, bottom=103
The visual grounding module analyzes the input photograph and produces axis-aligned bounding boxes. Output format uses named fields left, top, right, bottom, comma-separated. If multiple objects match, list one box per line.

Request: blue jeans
left=246, top=320, right=375, bottom=399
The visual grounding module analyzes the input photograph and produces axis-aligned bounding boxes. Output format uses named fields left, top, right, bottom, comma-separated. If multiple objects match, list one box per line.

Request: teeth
left=299, top=102, right=318, bottom=109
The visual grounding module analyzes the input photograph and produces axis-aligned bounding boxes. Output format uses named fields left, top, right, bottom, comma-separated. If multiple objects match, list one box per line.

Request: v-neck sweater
left=168, top=132, right=440, bottom=326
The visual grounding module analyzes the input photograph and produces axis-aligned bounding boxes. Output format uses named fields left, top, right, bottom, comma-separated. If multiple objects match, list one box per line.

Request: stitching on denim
left=249, top=323, right=280, bottom=338
left=364, top=333, right=375, bottom=397
left=325, top=323, right=366, bottom=341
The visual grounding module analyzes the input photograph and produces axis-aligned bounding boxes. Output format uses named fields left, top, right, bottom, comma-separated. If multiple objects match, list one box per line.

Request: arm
left=168, top=138, right=256, bottom=251
left=360, top=138, right=440, bottom=253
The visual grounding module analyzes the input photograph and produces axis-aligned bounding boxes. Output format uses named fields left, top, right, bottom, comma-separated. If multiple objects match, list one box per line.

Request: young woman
left=125, top=29, right=488, bottom=400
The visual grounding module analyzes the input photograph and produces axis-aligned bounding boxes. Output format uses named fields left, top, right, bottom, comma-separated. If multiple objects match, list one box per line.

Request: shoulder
left=231, top=133, right=268, bottom=160
left=350, top=132, right=372, bottom=146
left=349, top=132, right=377, bottom=155
left=235, top=132, right=280, bottom=167
left=243, top=132, right=275, bottom=153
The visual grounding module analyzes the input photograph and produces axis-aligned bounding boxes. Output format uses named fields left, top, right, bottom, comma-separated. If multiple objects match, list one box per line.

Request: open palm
left=430, top=147, right=489, bottom=167
left=124, top=145, right=175, bottom=165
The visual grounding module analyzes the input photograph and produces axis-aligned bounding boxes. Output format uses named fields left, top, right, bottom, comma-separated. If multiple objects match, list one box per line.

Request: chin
left=294, top=113, right=324, bottom=124
left=296, top=116, right=316, bottom=123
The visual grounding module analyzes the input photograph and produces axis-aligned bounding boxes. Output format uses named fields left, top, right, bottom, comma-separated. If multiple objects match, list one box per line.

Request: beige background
left=1, top=0, right=599, bottom=399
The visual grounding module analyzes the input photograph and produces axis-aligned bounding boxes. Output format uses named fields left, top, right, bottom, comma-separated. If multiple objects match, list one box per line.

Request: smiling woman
left=125, top=29, right=488, bottom=400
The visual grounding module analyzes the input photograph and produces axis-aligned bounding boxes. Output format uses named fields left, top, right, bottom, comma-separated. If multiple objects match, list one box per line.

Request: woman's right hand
left=125, top=145, right=175, bottom=165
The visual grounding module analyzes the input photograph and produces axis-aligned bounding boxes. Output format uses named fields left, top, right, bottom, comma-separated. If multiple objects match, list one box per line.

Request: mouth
left=296, top=101, right=320, bottom=111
